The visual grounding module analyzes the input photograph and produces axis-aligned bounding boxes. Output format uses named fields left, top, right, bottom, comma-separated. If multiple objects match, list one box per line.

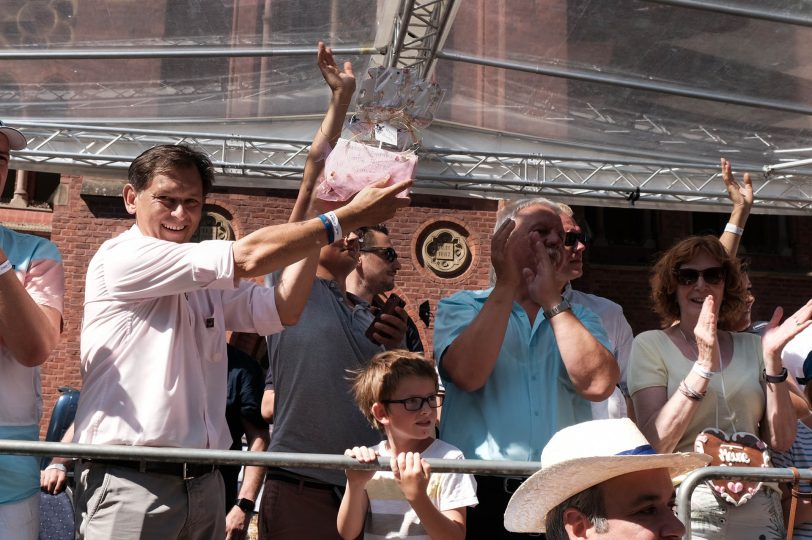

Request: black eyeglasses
left=382, top=393, right=444, bottom=411
left=673, top=267, right=726, bottom=286
left=564, top=231, right=589, bottom=247
left=360, top=246, right=398, bottom=262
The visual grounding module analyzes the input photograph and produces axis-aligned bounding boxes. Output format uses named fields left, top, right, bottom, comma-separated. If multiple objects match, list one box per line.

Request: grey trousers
left=74, top=462, right=226, bottom=540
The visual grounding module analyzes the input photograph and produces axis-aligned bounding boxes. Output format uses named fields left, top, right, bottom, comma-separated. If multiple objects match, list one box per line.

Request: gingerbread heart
left=694, top=428, right=770, bottom=506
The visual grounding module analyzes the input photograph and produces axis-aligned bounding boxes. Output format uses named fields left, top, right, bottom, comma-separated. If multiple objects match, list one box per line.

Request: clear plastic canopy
left=1, top=0, right=811, bottom=207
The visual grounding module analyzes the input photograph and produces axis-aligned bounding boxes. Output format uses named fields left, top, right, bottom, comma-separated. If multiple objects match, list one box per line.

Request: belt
left=87, top=459, right=218, bottom=480
left=475, top=473, right=528, bottom=494
left=265, top=467, right=337, bottom=492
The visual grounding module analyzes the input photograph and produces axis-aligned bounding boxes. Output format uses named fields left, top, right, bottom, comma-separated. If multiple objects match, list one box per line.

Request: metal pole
left=0, top=45, right=382, bottom=61
left=640, top=0, right=812, bottom=27
left=436, top=50, right=812, bottom=116
left=0, top=440, right=539, bottom=476
left=387, top=0, right=415, bottom=67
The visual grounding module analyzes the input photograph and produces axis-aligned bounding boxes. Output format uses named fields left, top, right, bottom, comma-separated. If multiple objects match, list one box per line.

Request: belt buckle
left=503, top=477, right=524, bottom=494
left=183, top=463, right=192, bottom=480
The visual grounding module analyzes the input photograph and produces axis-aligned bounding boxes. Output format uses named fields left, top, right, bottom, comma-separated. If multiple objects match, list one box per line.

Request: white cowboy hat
left=0, top=121, right=27, bottom=150
left=504, top=418, right=710, bottom=533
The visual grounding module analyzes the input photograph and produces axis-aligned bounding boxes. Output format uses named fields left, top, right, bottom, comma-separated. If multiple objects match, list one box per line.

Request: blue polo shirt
left=434, top=288, right=610, bottom=462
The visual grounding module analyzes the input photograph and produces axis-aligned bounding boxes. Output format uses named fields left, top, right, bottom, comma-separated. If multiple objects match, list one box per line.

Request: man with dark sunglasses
left=558, top=204, right=635, bottom=421
left=347, top=224, right=424, bottom=352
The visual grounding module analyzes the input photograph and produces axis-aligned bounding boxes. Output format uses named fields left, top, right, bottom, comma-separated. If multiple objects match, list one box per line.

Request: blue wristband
left=318, top=213, right=335, bottom=244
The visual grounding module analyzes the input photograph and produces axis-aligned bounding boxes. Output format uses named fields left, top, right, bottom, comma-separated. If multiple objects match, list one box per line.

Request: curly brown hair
left=650, top=235, right=747, bottom=331
left=350, top=350, right=439, bottom=432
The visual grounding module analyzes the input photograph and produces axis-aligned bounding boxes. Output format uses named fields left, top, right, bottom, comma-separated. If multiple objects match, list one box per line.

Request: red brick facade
left=16, top=173, right=812, bottom=434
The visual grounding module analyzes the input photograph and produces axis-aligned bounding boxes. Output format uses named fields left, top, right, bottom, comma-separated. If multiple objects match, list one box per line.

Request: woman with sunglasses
left=628, top=235, right=812, bottom=539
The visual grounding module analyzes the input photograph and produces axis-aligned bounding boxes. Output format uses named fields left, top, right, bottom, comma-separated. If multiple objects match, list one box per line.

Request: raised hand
left=317, top=41, right=356, bottom=99
left=341, top=177, right=412, bottom=228
left=391, top=451, right=431, bottom=502
left=522, top=230, right=565, bottom=309
left=491, top=219, right=521, bottom=290
left=694, top=295, right=721, bottom=372
left=344, top=446, right=379, bottom=488
left=762, top=299, right=812, bottom=358
left=721, top=158, right=753, bottom=212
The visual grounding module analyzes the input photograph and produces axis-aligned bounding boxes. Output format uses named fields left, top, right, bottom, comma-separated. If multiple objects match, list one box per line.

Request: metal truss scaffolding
left=385, top=0, right=458, bottom=78
left=12, top=121, right=812, bottom=215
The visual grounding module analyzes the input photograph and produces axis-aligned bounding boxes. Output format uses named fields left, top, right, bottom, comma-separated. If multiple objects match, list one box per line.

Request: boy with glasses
left=338, top=350, right=478, bottom=539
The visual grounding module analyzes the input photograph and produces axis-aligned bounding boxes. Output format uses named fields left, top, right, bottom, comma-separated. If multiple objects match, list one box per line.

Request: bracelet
left=691, top=363, right=716, bottom=380
left=724, top=223, right=744, bottom=236
left=324, top=211, right=342, bottom=242
left=45, top=463, right=67, bottom=473
left=317, top=213, right=335, bottom=244
left=0, top=259, right=12, bottom=277
left=679, top=379, right=706, bottom=401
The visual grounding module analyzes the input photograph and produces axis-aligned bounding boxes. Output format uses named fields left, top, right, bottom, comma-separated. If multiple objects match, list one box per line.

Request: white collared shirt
left=74, top=225, right=282, bottom=449
left=564, top=283, right=634, bottom=419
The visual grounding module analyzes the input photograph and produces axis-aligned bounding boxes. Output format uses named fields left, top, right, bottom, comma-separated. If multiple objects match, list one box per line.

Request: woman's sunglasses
left=359, top=246, right=398, bottom=262
left=673, top=266, right=726, bottom=286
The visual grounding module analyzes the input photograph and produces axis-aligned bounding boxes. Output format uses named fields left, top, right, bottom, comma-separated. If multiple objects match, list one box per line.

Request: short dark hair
left=356, top=224, right=390, bottom=246
left=545, top=485, right=608, bottom=539
left=128, top=144, right=215, bottom=196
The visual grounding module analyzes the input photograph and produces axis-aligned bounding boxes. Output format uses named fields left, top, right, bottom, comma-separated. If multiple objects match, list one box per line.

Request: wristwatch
left=763, top=368, right=788, bottom=383
left=543, top=298, right=572, bottom=320
left=235, top=498, right=255, bottom=513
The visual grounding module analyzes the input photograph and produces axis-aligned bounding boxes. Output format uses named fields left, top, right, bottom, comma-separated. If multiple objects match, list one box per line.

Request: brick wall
left=37, top=175, right=812, bottom=435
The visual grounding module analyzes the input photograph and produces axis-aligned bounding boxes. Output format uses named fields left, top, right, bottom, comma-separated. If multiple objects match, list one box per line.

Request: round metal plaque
left=191, top=211, right=234, bottom=242
left=421, top=228, right=470, bottom=276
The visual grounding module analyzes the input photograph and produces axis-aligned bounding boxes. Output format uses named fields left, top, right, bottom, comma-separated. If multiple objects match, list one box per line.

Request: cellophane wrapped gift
left=315, top=66, right=443, bottom=202
left=316, top=138, right=416, bottom=201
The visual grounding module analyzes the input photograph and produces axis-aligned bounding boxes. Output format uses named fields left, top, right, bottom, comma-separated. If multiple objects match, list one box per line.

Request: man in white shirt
left=73, top=108, right=410, bottom=539
left=557, top=204, right=634, bottom=420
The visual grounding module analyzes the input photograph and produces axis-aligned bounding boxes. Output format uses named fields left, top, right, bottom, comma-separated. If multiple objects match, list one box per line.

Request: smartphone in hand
left=365, top=293, right=406, bottom=345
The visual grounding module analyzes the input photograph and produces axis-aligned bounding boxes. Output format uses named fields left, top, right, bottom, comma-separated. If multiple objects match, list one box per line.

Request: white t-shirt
left=364, top=439, right=478, bottom=539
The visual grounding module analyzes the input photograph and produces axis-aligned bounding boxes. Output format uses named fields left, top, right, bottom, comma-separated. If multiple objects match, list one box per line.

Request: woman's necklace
left=677, top=325, right=697, bottom=358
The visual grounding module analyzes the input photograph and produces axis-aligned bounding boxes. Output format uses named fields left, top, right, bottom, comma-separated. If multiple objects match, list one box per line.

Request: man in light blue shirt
left=0, top=122, right=64, bottom=540
left=434, top=198, right=617, bottom=539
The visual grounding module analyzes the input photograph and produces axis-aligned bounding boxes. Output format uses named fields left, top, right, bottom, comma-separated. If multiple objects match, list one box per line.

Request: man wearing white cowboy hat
left=504, top=418, right=710, bottom=539
left=0, top=120, right=65, bottom=539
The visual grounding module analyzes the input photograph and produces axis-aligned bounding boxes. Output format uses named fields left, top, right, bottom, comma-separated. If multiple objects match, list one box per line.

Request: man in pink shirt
left=72, top=45, right=410, bottom=539
left=0, top=122, right=64, bottom=539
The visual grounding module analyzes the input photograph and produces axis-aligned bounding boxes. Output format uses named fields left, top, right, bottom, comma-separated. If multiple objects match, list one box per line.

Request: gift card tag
left=374, top=123, right=398, bottom=146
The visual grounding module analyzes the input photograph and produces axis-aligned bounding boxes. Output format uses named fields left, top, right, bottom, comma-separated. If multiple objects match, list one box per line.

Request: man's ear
left=563, top=507, right=594, bottom=539
left=123, top=184, right=138, bottom=215
left=371, top=402, right=389, bottom=426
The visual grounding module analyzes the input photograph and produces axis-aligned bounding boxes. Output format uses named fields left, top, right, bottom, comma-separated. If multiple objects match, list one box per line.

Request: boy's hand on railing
left=391, top=451, right=431, bottom=502
left=344, top=446, right=378, bottom=488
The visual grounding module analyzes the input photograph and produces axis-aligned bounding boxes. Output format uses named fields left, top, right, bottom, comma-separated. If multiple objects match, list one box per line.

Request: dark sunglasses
left=673, top=266, right=726, bottom=286
left=564, top=231, right=589, bottom=247
left=383, top=393, right=444, bottom=411
left=360, top=246, right=398, bottom=262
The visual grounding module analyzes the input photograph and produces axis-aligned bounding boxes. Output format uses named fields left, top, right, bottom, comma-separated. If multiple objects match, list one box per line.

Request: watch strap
left=235, top=498, right=255, bottom=513
left=763, top=367, right=788, bottom=383
left=543, top=298, right=572, bottom=320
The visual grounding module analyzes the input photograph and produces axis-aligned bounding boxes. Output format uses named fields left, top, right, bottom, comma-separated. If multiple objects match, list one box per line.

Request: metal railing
left=678, top=465, right=812, bottom=539
left=10, top=439, right=812, bottom=536
left=0, top=439, right=539, bottom=477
